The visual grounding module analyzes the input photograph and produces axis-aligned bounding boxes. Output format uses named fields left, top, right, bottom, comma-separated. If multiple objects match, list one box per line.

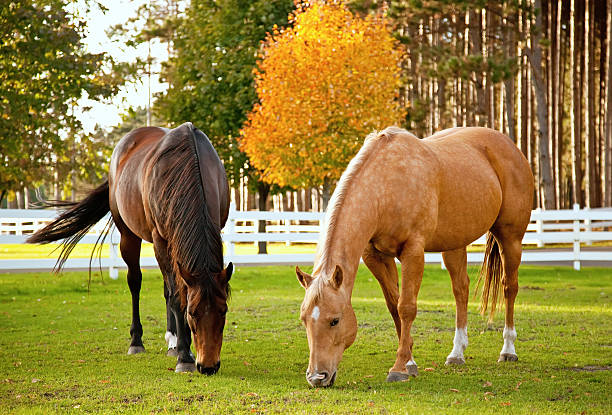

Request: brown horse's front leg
left=387, top=246, right=424, bottom=382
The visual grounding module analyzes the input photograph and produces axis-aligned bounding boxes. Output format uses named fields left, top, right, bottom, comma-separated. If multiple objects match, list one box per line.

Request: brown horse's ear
left=330, top=265, right=343, bottom=289
left=216, top=262, right=233, bottom=285
left=296, top=266, right=313, bottom=289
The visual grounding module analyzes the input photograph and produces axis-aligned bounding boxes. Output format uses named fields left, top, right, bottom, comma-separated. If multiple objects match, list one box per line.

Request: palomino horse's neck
left=314, top=193, right=376, bottom=296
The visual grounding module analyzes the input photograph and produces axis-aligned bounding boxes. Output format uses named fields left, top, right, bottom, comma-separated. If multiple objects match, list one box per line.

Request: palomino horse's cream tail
left=476, top=232, right=504, bottom=322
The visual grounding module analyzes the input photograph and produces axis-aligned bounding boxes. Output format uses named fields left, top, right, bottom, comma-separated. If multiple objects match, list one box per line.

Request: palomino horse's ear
left=330, top=264, right=343, bottom=289
left=296, top=266, right=313, bottom=289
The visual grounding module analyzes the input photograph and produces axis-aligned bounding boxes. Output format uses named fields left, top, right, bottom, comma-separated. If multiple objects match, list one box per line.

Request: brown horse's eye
left=330, top=318, right=339, bottom=327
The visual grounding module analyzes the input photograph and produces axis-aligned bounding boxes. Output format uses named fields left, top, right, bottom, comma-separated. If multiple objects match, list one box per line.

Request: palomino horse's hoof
left=498, top=353, right=518, bottom=362
left=445, top=356, right=466, bottom=365
left=175, top=362, right=196, bottom=373
left=127, top=345, right=145, bottom=355
left=167, top=347, right=178, bottom=357
left=386, top=371, right=410, bottom=382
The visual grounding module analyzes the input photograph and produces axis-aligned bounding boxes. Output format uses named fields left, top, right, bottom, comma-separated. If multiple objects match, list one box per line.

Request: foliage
left=0, top=265, right=610, bottom=413
left=0, top=0, right=122, bottom=193
left=239, top=1, right=405, bottom=189
left=155, top=0, right=294, bottom=189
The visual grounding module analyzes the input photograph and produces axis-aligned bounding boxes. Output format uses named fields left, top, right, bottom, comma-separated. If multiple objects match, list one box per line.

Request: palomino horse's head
left=296, top=265, right=357, bottom=387
left=181, top=262, right=233, bottom=375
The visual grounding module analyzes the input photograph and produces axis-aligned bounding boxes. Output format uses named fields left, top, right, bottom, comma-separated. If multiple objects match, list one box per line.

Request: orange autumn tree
left=239, top=1, right=404, bottom=199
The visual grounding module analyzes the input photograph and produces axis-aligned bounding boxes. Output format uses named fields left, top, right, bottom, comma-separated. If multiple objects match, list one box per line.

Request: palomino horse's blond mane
left=305, top=127, right=414, bottom=305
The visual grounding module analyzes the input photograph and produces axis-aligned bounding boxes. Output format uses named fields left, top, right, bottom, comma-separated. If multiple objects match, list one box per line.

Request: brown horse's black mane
left=147, top=125, right=227, bottom=304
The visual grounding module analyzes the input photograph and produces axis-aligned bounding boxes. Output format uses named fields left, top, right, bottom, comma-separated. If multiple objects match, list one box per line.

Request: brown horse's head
left=296, top=265, right=357, bottom=387
left=180, top=262, right=233, bottom=375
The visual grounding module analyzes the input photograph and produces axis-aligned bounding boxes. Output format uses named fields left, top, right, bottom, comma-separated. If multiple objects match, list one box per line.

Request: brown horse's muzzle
left=196, top=360, right=220, bottom=375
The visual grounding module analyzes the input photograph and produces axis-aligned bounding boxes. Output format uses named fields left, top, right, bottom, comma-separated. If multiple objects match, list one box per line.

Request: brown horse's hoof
left=386, top=371, right=410, bottom=382
left=445, top=356, right=466, bottom=365
left=167, top=347, right=178, bottom=357
left=127, top=345, right=145, bottom=355
left=498, top=353, right=518, bottom=362
left=175, top=362, right=196, bottom=373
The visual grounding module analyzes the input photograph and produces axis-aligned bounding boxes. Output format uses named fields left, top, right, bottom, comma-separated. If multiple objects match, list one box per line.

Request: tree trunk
left=257, top=181, right=269, bottom=254
left=584, top=0, right=597, bottom=207
left=321, top=177, right=333, bottom=211
left=529, top=0, right=555, bottom=209
left=504, top=13, right=516, bottom=143
left=554, top=0, right=563, bottom=208
left=570, top=0, right=583, bottom=206
left=605, top=0, right=612, bottom=206
left=469, top=10, right=486, bottom=126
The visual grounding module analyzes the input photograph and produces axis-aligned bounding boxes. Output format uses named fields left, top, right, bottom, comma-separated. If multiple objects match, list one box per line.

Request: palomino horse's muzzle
left=306, top=370, right=337, bottom=387
left=196, top=360, right=220, bottom=375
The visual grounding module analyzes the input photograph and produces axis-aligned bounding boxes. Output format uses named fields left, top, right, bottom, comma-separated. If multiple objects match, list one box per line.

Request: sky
left=74, top=0, right=168, bottom=133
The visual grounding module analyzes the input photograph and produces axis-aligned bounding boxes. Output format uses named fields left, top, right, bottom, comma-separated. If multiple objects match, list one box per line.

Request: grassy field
left=0, top=264, right=610, bottom=414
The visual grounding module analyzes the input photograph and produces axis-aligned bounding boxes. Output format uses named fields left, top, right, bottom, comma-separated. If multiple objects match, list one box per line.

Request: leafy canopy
left=0, top=0, right=120, bottom=192
left=155, top=0, right=294, bottom=188
left=239, top=1, right=405, bottom=189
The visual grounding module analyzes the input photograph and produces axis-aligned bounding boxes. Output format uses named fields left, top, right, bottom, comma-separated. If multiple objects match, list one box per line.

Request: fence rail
left=1, top=204, right=611, bottom=277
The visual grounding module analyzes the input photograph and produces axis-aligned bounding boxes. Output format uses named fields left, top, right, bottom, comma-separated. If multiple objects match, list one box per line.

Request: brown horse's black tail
left=26, top=180, right=111, bottom=272
left=475, top=232, right=504, bottom=322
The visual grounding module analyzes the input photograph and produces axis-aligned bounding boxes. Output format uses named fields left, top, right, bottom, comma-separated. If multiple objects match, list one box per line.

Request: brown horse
left=296, top=126, right=533, bottom=386
left=27, top=123, right=233, bottom=375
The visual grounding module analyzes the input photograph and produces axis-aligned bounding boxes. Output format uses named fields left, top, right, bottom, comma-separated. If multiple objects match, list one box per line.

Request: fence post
left=584, top=206, right=592, bottom=246
left=226, top=202, right=236, bottom=264
left=285, top=218, right=291, bottom=247
left=109, top=238, right=119, bottom=280
left=573, top=203, right=581, bottom=271
left=535, top=207, right=544, bottom=247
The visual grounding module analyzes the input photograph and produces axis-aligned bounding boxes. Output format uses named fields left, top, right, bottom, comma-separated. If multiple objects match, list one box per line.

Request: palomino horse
left=296, top=126, right=533, bottom=386
left=28, top=123, right=233, bottom=375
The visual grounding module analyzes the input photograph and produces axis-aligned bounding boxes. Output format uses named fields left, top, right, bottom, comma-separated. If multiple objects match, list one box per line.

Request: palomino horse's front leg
left=152, top=231, right=196, bottom=372
left=387, top=245, right=424, bottom=382
left=442, top=248, right=470, bottom=365
left=362, top=244, right=401, bottom=338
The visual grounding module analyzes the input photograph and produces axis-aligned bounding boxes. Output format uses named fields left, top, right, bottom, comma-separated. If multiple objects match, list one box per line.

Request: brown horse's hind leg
left=152, top=230, right=196, bottom=373
left=442, top=247, right=470, bottom=365
left=387, top=243, right=424, bottom=382
left=492, top=229, right=523, bottom=362
left=118, top=230, right=145, bottom=355
left=363, top=244, right=401, bottom=338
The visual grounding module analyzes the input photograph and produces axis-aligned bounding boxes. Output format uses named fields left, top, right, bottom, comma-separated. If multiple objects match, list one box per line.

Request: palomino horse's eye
left=330, top=318, right=339, bottom=327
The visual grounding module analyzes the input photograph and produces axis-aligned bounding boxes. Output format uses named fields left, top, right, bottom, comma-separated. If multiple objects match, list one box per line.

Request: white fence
left=1, top=204, right=611, bottom=277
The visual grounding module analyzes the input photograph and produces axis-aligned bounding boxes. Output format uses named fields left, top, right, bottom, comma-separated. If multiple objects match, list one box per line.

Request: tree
left=0, top=0, right=120, bottom=195
left=239, top=1, right=404, bottom=207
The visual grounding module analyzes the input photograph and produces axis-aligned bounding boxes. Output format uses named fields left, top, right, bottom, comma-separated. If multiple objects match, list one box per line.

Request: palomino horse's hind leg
left=494, top=233, right=523, bottom=362
left=152, top=230, right=195, bottom=373
left=119, top=232, right=145, bottom=355
left=442, top=247, right=469, bottom=365
left=362, top=244, right=401, bottom=338
left=386, top=244, right=424, bottom=382
left=164, top=281, right=178, bottom=357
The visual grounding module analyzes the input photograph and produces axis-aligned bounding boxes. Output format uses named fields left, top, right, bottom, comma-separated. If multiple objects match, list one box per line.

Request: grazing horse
left=296, top=126, right=533, bottom=387
left=27, top=123, right=233, bottom=375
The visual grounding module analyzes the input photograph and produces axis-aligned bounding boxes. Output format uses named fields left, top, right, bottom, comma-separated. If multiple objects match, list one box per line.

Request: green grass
left=0, top=265, right=610, bottom=414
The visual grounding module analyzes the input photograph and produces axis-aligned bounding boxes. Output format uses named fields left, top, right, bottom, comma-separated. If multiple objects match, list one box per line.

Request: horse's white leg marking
left=500, top=326, right=517, bottom=356
left=446, top=327, right=468, bottom=363
left=311, top=306, right=320, bottom=321
left=165, top=331, right=177, bottom=349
